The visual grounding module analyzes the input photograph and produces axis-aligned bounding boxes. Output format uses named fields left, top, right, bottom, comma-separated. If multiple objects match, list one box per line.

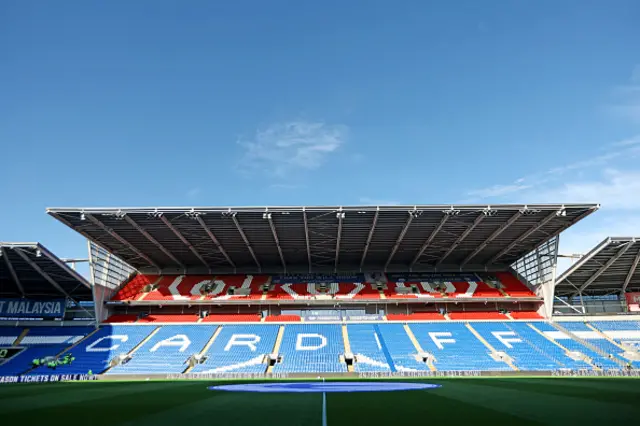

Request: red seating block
left=387, top=313, right=446, bottom=321
left=104, top=314, right=138, bottom=323
left=265, top=315, right=301, bottom=322
left=137, top=314, right=199, bottom=323
left=493, top=272, right=536, bottom=297
left=201, top=314, right=261, bottom=322
left=448, top=312, right=508, bottom=320
left=510, top=311, right=543, bottom=319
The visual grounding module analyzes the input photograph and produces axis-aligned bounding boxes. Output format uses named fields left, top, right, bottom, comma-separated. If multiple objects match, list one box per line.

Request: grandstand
left=3, top=203, right=640, bottom=379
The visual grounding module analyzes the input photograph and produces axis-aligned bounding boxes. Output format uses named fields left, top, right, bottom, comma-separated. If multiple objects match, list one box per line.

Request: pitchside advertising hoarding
left=625, top=292, right=640, bottom=312
left=0, top=298, right=66, bottom=319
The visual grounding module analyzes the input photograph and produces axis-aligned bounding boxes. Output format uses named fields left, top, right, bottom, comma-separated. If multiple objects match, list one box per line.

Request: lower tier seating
left=4, top=321, right=640, bottom=376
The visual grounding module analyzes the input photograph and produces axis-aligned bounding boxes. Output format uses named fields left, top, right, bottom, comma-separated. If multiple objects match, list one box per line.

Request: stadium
left=1, top=203, right=639, bottom=424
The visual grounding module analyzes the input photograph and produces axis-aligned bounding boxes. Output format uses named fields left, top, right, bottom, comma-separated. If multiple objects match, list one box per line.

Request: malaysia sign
left=0, top=298, right=66, bottom=318
left=625, top=292, right=640, bottom=312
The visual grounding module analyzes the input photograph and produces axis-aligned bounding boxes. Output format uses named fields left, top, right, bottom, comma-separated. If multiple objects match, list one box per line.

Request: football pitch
left=0, top=378, right=638, bottom=425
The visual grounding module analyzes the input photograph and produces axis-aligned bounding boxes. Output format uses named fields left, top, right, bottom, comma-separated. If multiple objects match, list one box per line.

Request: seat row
left=2, top=320, right=638, bottom=376
left=111, top=272, right=536, bottom=302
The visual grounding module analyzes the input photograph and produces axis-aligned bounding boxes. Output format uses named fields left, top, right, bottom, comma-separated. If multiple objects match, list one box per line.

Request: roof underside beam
left=124, top=215, right=185, bottom=270
left=231, top=213, right=261, bottom=271
left=622, top=247, right=640, bottom=293
left=461, top=211, right=522, bottom=267
left=159, top=216, right=210, bottom=272
left=13, top=248, right=89, bottom=313
left=410, top=214, right=449, bottom=269
left=265, top=213, right=286, bottom=272
left=384, top=210, right=416, bottom=271
left=196, top=216, right=236, bottom=270
left=334, top=210, right=344, bottom=273
left=487, top=210, right=559, bottom=265
left=360, top=208, right=379, bottom=270
left=1, top=247, right=25, bottom=296
left=437, top=211, right=486, bottom=266
left=574, top=240, right=636, bottom=295
left=303, top=209, right=312, bottom=272
left=86, top=214, right=160, bottom=271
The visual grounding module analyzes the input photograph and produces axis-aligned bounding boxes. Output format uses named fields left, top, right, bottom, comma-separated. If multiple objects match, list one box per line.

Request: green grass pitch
left=0, top=378, right=638, bottom=425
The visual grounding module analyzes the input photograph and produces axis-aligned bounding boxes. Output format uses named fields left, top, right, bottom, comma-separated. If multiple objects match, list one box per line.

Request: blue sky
left=1, top=1, right=639, bottom=274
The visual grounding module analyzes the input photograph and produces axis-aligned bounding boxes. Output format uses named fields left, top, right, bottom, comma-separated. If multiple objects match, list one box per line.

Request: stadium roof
left=556, top=237, right=640, bottom=297
left=0, top=242, right=93, bottom=300
left=47, top=204, right=599, bottom=274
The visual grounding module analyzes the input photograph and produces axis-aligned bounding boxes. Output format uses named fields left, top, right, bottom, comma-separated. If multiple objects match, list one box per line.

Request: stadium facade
left=2, top=203, right=640, bottom=379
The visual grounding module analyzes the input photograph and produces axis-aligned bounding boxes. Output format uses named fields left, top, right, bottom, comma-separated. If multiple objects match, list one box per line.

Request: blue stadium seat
left=375, top=324, right=430, bottom=371
left=347, top=324, right=392, bottom=372
left=410, top=323, right=511, bottom=371
left=0, top=327, right=92, bottom=376
left=30, top=325, right=156, bottom=375
left=273, top=324, right=347, bottom=373
left=560, top=321, right=638, bottom=367
left=107, top=325, right=217, bottom=374
left=192, top=324, right=279, bottom=374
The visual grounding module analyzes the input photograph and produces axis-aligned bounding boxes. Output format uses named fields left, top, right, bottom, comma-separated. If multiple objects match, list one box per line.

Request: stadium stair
left=15, top=328, right=29, bottom=345
left=551, top=322, right=626, bottom=369
left=342, top=324, right=354, bottom=372
left=403, top=324, right=436, bottom=371
left=585, top=323, right=637, bottom=354
left=183, top=326, right=222, bottom=373
left=465, top=323, right=518, bottom=371
left=266, top=325, right=286, bottom=373
left=103, top=327, right=161, bottom=374
left=527, top=324, right=600, bottom=371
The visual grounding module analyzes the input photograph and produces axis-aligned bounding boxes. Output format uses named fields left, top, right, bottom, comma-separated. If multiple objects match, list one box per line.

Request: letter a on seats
left=86, top=335, right=129, bottom=352
left=150, top=334, right=192, bottom=352
left=224, top=334, right=260, bottom=352
left=492, top=331, right=521, bottom=349
left=429, top=332, right=455, bottom=350
left=296, top=333, right=327, bottom=351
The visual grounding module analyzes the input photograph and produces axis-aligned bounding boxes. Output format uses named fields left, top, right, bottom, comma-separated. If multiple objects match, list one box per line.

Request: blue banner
left=0, top=299, right=66, bottom=318
left=386, top=273, right=478, bottom=282
left=272, top=274, right=364, bottom=284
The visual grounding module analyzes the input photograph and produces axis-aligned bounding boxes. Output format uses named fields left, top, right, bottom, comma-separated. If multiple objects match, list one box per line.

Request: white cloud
left=467, top=182, right=532, bottom=198
left=467, top=139, right=640, bottom=201
left=359, top=197, right=400, bottom=206
left=238, top=120, right=347, bottom=177
left=535, top=169, right=640, bottom=210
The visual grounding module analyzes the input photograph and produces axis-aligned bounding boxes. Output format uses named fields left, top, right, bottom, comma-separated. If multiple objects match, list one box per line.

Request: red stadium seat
left=103, top=314, right=139, bottom=323
left=510, top=311, right=543, bottom=319
left=493, top=272, right=537, bottom=297
left=448, top=312, right=508, bottom=320
left=387, top=313, right=446, bottom=321
left=112, top=274, right=157, bottom=301
left=264, top=315, right=301, bottom=322
left=201, top=314, right=261, bottom=322
left=137, top=314, right=199, bottom=323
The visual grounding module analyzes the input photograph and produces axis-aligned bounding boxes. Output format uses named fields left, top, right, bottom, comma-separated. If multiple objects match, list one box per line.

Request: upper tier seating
left=493, top=272, right=536, bottom=297
left=272, top=324, right=348, bottom=373
left=112, top=273, right=536, bottom=302
left=191, top=324, right=279, bottom=374
left=107, top=325, right=217, bottom=374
